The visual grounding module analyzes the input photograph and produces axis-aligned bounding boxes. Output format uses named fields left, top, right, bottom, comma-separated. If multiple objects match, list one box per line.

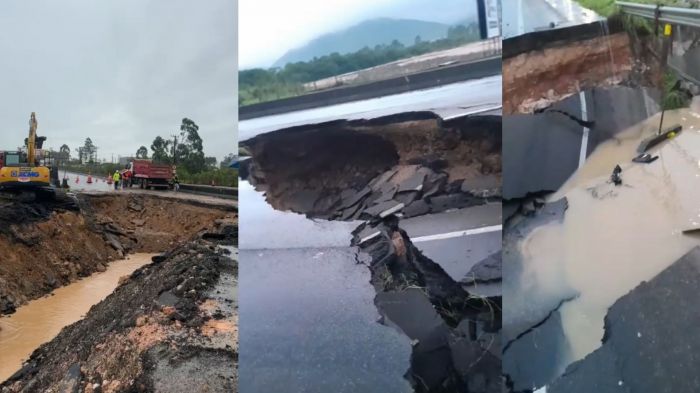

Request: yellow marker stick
left=664, top=23, right=672, bottom=36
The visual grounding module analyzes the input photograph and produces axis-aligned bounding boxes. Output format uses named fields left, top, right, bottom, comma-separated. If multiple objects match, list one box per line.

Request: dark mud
left=242, top=111, right=502, bottom=392
left=1, top=226, right=237, bottom=392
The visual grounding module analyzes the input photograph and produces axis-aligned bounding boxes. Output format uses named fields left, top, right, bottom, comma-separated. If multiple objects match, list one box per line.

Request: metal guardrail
left=178, top=183, right=237, bottom=199
left=616, top=1, right=700, bottom=29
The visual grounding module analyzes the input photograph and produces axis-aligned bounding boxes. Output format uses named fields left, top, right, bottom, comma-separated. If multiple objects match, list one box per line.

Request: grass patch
left=662, top=71, right=690, bottom=110
left=576, top=0, right=684, bottom=17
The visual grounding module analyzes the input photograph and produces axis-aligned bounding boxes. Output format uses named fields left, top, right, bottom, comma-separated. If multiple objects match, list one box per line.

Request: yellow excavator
left=0, top=113, right=58, bottom=201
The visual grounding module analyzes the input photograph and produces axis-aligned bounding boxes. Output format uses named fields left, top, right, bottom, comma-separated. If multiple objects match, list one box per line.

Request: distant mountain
left=272, top=18, right=450, bottom=68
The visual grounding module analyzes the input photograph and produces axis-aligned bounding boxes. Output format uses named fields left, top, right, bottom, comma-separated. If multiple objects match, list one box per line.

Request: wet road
left=504, top=108, right=700, bottom=390
left=238, top=182, right=412, bottom=392
left=239, top=76, right=502, bottom=140
left=400, top=203, right=502, bottom=281
left=502, top=0, right=601, bottom=39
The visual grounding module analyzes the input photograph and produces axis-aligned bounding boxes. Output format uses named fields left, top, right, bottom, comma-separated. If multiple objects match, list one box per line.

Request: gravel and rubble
left=1, top=226, right=238, bottom=393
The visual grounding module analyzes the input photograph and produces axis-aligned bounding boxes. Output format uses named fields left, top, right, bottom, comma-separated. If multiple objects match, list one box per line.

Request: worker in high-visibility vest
left=112, top=170, right=121, bottom=191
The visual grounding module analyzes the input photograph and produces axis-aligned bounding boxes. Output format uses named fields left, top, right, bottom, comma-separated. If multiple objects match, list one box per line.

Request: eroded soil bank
left=0, top=253, right=156, bottom=382
left=1, top=235, right=237, bottom=393
left=241, top=111, right=502, bottom=392
left=504, top=31, right=632, bottom=114
left=0, top=193, right=235, bottom=315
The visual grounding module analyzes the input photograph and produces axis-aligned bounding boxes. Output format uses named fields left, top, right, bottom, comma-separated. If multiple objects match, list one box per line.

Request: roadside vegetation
left=56, top=118, right=237, bottom=186
left=239, top=24, right=480, bottom=106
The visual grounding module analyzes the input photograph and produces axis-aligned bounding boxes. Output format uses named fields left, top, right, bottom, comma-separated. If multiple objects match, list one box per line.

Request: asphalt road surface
left=240, top=75, right=502, bottom=140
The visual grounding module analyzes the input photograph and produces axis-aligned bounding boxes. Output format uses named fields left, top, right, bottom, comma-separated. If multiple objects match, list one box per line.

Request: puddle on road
left=238, top=181, right=412, bottom=393
left=511, top=108, right=700, bottom=386
left=0, top=253, right=155, bottom=382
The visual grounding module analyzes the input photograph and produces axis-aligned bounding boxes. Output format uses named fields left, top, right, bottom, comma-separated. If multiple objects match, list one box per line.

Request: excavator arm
left=27, top=112, right=37, bottom=166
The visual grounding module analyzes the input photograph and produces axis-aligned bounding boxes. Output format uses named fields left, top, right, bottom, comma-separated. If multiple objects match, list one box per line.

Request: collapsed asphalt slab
left=0, top=193, right=235, bottom=316
left=353, top=218, right=501, bottom=392
left=548, top=246, right=700, bottom=393
left=242, top=110, right=503, bottom=392
left=240, top=111, right=501, bottom=220
left=503, top=107, right=700, bottom=392
left=0, top=228, right=238, bottom=392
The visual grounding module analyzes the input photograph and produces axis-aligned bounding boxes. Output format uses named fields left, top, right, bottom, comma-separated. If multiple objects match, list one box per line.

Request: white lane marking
left=442, top=104, right=503, bottom=120
left=359, top=230, right=382, bottom=244
left=412, top=224, right=502, bottom=243
left=578, top=90, right=590, bottom=168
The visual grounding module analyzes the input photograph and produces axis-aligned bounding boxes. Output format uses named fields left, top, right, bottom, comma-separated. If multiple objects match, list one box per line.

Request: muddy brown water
left=515, top=108, right=700, bottom=384
left=0, top=253, right=156, bottom=382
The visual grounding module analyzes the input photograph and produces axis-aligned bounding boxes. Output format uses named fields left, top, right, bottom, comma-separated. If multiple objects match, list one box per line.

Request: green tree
left=205, top=156, right=217, bottom=169
left=59, top=144, right=70, bottom=161
left=150, top=136, right=171, bottom=163
left=178, top=118, right=205, bottom=174
left=135, top=146, right=148, bottom=159
left=87, top=138, right=97, bottom=163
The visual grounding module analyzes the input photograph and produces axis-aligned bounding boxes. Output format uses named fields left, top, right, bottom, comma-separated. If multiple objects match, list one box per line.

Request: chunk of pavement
left=376, top=289, right=456, bottom=391
left=461, top=175, right=501, bottom=198
left=375, top=289, right=450, bottom=346
left=503, top=307, right=571, bottom=392
left=549, top=246, right=700, bottom=393
left=374, top=182, right=398, bottom=204
left=428, top=193, right=472, bottom=213
left=355, top=225, right=383, bottom=245
left=449, top=335, right=501, bottom=393
left=394, top=190, right=419, bottom=206
left=423, top=172, right=448, bottom=198
left=339, top=186, right=371, bottom=209
left=363, top=200, right=404, bottom=218
left=462, top=252, right=501, bottom=284
left=403, top=199, right=430, bottom=217
left=369, top=168, right=398, bottom=191
left=397, top=170, right=425, bottom=192
left=340, top=202, right=363, bottom=220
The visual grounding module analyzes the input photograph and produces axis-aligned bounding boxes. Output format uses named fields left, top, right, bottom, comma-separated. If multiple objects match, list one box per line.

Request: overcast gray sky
left=0, top=0, right=237, bottom=163
left=240, top=0, right=477, bottom=69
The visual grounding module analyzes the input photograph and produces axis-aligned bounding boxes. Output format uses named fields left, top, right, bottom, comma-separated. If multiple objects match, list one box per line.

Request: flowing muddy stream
left=0, top=253, right=156, bottom=382
left=507, top=107, right=700, bottom=389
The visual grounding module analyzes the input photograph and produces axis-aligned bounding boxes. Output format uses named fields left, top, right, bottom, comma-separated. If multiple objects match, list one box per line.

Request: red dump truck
left=128, top=159, right=173, bottom=189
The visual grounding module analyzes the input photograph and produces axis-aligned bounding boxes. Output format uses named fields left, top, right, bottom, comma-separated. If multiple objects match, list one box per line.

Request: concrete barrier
left=239, top=56, right=502, bottom=120
left=178, top=183, right=237, bottom=199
